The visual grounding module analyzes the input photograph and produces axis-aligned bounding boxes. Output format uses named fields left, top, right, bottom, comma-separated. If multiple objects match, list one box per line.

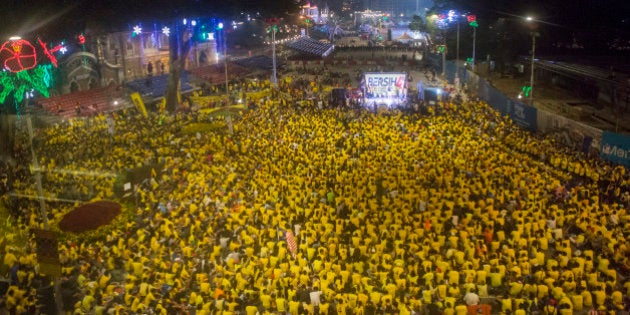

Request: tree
left=408, top=15, right=427, bottom=32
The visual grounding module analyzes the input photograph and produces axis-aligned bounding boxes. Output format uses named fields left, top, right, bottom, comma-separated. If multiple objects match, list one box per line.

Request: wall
left=438, top=59, right=628, bottom=167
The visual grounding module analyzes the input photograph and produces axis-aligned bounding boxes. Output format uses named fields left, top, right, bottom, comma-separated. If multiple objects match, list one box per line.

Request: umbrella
left=59, top=201, right=122, bottom=233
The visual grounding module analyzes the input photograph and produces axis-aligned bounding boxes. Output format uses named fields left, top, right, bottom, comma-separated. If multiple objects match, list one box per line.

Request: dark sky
left=0, top=0, right=298, bottom=39
left=450, top=0, right=629, bottom=31
left=1, top=0, right=627, bottom=48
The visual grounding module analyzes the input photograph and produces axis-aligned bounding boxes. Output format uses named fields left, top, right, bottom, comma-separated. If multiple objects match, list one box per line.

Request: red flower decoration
left=0, top=39, right=38, bottom=73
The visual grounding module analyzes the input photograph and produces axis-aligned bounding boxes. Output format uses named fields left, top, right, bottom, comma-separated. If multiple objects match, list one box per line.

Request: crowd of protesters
left=1, top=64, right=629, bottom=315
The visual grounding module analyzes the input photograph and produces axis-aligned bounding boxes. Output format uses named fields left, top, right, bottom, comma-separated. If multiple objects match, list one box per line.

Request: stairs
left=23, top=104, right=62, bottom=127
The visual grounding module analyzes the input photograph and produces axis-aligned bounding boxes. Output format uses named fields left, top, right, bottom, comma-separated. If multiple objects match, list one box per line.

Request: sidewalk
left=482, top=70, right=630, bottom=134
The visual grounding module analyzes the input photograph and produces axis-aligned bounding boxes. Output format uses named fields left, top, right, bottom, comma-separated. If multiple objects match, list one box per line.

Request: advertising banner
left=505, top=100, right=537, bottom=132
left=363, top=72, right=407, bottom=106
left=601, top=131, right=630, bottom=167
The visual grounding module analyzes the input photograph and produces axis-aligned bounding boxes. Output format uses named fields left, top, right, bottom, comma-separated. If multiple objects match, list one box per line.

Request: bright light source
left=526, top=16, right=533, bottom=21
left=133, top=25, right=142, bottom=35
left=208, top=33, right=215, bottom=40
left=9, top=36, right=21, bottom=40
left=162, top=26, right=171, bottom=36
left=60, top=46, right=68, bottom=54
left=191, top=20, right=197, bottom=26
left=183, top=18, right=187, bottom=25
left=217, top=22, right=224, bottom=29
left=114, top=101, right=119, bottom=106
left=436, top=89, right=442, bottom=95
left=447, top=10, right=455, bottom=22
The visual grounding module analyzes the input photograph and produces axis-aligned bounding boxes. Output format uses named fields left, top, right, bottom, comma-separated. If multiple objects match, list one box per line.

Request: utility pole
left=27, top=116, right=64, bottom=315
left=456, top=20, right=460, bottom=64
left=271, top=25, right=278, bottom=86
left=471, top=26, right=476, bottom=71
left=529, top=32, right=536, bottom=106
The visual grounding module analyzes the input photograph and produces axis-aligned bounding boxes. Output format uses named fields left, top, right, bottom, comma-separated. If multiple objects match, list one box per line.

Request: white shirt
left=463, top=292, right=480, bottom=306
left=309, top=290, right=322, bottom=306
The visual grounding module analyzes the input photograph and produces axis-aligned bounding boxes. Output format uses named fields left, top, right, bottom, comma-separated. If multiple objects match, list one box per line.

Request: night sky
left=0, top=0, right=628, bottom=52
left=437, top=0, right=628, bottom=30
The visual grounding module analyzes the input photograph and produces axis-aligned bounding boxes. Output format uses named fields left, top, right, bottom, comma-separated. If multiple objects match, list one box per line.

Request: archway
left=199, top=51, right=208, bottom=65
left=70, top=81, right=80, bottom=93
left=89, top=78, right=98, bottom=90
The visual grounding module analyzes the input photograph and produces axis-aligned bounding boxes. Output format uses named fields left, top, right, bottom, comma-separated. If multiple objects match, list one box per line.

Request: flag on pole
left=286, top=230, right=297, bottom=259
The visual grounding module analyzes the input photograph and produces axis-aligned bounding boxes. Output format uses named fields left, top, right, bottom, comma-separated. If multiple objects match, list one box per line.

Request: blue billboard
left=506, top=100, right=537, bottom=132
left=600, top=131, right=630, bottom=167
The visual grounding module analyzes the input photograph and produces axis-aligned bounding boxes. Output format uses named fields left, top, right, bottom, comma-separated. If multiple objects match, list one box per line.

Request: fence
left=436, top=58, right=628, bottom=167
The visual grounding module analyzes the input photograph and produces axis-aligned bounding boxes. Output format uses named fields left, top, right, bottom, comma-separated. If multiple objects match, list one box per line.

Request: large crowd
left=1, top=69, right=629, bottom=315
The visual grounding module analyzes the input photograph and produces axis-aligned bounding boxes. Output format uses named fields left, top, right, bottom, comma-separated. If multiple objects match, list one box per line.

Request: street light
left=269, top=24, right=278, bottom=86
left=526, top=16, right=538, bottom=105
left=216, top=23, right=228, bottom=103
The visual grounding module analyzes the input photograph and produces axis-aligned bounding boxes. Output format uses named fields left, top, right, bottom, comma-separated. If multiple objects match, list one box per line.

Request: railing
left=438, top=59, right=630, bottom=167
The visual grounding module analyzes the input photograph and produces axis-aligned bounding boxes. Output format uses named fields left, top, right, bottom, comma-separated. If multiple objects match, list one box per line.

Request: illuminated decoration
left=60, top=46, right=67, bottom=54
left=438, top=45, right=446, bottom=53
left=191, top=20, right=197, bottom=26
left=37, top=38, right=63, bottom=67
left=78, top=34, right=85, bottom=45
left=133, top=25, right=142, bottom=35
left=162, top=26, right=171, bottom=36
left=267, top=25, right=278, bottom=33
left=217, top=22, right=224, bottom=30
left=436, top=14, right=448, bottom=29
left=183, top=18, right=187, bottom=25
left=0, top=64, right=54, bottom=104
left=522, top=85, right=532, bottom=97
left=0, top=37, right=63, bottom=74
left=266, top=17, right=280, bottom=33
left=447, top=10, right=455, bottom=22
left=207, top=33, right=215, bottom=40
left=467, top=15, right=478, bottom=27
left=0, top=38, right=38, bottom=73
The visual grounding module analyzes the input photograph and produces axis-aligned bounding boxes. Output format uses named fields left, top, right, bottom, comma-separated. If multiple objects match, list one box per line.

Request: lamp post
left=466, top=15, right=478, bottom=71
left=271, top=25, right=278, bottom=86
left=302, top=16, right=310, bottom=37
left=215, top=23, right=227, bottom=101
left=471, top=26, right=476, bottom=71
left=441, top=44, right=446, bottom=76
left=526, top=16, right=537, bottom=105
left=456, top=20, right=460, bottom=63
left=218, top=22, right=234, bottom=134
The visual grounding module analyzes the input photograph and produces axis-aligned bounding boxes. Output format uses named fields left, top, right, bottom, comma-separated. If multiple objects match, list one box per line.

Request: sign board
left=362, top=72, right=407, bottom=107
left=601, top=131, right=630, bottom=167
left=32, top=229, right=61, bottom=277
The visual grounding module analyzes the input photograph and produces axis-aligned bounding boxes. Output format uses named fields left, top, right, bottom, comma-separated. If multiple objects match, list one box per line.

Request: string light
left=0, top=38, right=37, bottom=73
left=37, top=38, right=63, bottom=67
left=162, top=26, right=171, bottom=36
left=0, top=64, right=54, bottom=104
left=133, top=25, right=142, bottom=35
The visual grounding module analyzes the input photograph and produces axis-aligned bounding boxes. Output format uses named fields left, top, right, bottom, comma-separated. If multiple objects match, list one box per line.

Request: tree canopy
left=408, top=15, right=427, bottom=32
